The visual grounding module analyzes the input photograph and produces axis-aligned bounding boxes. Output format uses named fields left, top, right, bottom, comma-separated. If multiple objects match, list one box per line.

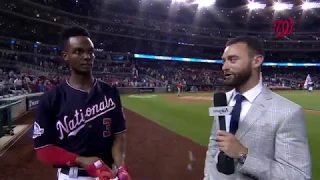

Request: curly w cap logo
left=273, top=18, right=294, bottom=38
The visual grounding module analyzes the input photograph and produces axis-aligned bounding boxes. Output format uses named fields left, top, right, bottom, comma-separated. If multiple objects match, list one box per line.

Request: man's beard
left=223, top=68, right=252, bottom=88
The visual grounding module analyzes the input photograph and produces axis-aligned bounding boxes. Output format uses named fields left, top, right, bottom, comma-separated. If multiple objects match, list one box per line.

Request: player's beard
left=223, top=66, right=252, bottom=88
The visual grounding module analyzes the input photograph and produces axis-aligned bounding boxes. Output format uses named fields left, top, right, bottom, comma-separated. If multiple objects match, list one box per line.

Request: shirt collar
left=231, top=82, right=263, bottom=103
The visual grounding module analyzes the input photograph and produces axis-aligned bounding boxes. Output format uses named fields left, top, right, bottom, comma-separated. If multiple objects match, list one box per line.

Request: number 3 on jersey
left=103, top=118, right=111, bottom=137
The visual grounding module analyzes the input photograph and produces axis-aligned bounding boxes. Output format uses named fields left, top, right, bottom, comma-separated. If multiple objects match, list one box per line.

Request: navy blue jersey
left=32, top=79, right=126, bottom=167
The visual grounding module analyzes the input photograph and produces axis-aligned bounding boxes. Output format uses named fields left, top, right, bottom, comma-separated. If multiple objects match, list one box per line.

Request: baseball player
left=32, top=26, right=132, bottom=180
left=177, top=82, right=183, bottom=96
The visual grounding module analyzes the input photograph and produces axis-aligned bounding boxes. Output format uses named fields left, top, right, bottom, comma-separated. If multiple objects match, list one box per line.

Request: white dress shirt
left=225, top=82, right=263, bottom=132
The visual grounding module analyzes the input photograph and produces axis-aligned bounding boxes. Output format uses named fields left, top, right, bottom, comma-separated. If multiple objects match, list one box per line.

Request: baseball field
left=121, top=90, right=320, bottom=180
left=0, top=90, right=319, bottom=180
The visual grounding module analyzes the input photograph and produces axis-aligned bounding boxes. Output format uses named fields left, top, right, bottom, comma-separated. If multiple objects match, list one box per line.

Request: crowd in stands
left=0, top=0, right=319, bottom=97
left=0, top=43, right=319, bottom=97
left=1, top=0, right=320, bottom=61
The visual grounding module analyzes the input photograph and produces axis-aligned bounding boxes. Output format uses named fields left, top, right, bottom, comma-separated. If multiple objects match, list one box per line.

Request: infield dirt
left=0, top=108, right=206, bottom=180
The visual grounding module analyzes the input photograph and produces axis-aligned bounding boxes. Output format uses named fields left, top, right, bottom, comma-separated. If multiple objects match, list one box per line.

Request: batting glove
left=86, top=159, right=116, bottom=179
left=117, top=166, right=133, bottom=180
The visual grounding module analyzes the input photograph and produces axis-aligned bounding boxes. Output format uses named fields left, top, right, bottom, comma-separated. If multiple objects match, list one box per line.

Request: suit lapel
left=236, top=87, right=273, bottom=140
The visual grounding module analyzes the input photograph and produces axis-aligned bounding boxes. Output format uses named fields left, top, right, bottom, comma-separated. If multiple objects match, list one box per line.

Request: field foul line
left=0, top=125, right=32, bottom=157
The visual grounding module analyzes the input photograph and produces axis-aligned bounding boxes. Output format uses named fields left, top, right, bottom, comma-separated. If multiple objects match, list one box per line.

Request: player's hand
left=96, top=169, right=117, bottom=180
left=216, top=131, right=246, bottom=159
left=117, top=166, right=133, bottom=180
left=77, top=157, right=116, bottom=179
left=75, top=156, right=100, bottom=169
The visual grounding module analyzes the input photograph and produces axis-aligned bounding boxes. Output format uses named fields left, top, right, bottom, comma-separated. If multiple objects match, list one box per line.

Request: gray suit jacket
left=204, top=87, right=312, bottom=180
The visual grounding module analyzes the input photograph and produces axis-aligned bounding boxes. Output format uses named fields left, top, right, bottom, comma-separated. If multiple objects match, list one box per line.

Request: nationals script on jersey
left=57, top=95, right=116, bottom=140
left=32, top=79, right=126, bottom=167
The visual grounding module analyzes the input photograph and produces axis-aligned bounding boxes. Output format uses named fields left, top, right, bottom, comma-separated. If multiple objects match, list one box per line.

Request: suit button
left=88, top=125, right=92, bottom=128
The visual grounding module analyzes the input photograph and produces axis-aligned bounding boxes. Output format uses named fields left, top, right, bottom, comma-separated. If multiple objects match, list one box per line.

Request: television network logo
left=273, top=18, right=294, bottom=38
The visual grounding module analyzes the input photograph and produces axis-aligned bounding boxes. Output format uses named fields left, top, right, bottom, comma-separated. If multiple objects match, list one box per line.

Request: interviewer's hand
left=216, top=130, right=246, bottom=159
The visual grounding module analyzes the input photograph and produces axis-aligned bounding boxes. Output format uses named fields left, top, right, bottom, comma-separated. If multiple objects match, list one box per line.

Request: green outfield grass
left=121, top=90, right=320, bottom=179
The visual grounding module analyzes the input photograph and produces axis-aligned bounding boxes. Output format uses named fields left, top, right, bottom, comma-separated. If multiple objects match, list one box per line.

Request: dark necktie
left=229, top=94, right=245, bottom=134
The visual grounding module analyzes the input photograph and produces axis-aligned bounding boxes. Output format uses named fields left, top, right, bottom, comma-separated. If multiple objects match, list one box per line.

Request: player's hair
left=226, top=36, right=265, bottom=57
left=59, top=26, right=90, bottom=50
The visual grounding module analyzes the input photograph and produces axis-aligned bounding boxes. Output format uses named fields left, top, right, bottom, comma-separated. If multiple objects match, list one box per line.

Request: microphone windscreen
left=214, top=92, right=227, bottom=107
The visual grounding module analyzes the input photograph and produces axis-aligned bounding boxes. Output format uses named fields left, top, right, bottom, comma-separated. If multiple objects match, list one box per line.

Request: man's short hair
left=226, top=36, right=265, bottom=57
left=59, top=26, right=90, bottom=50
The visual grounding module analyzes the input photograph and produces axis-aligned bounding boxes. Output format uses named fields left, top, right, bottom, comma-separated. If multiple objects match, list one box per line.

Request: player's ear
left=62, top=50, right=68, bottom=62
left=61, top=50, right=70, bottom=68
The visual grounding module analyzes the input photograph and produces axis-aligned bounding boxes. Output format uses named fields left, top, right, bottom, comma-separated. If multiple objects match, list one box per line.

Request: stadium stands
left=0, top=0, right=319, bottom=97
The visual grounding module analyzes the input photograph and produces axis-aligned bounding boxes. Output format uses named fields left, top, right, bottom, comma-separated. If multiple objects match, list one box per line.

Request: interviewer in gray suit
left=204, top=36, right=312, bottom=180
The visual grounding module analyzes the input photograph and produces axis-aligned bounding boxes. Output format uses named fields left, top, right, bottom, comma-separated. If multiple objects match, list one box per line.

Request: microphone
left=212, top=92, right=235, bottom=175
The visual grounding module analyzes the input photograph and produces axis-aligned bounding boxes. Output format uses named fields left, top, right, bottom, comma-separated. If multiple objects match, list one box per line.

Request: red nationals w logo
left=273, top=18, right=294, bottom=38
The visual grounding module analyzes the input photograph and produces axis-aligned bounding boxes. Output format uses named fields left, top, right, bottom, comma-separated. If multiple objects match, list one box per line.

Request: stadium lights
left=273, top=2, right=293, bottom=11
left=247, top=2, right=266, bottom=10
left=302, top=2, right=320, bottom=10
left=196, top=0, right=216, bottom=7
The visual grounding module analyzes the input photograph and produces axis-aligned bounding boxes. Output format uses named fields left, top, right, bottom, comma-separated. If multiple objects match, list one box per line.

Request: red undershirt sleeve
left=33, top=93, right=78, bottom=167
left=36, top=145, right=78, bottom=166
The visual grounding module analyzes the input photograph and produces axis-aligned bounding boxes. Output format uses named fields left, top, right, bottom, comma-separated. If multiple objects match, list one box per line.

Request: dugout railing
left=0, top=92, right=42, bottom=139
left=0, top=100, right=22, bottom=138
